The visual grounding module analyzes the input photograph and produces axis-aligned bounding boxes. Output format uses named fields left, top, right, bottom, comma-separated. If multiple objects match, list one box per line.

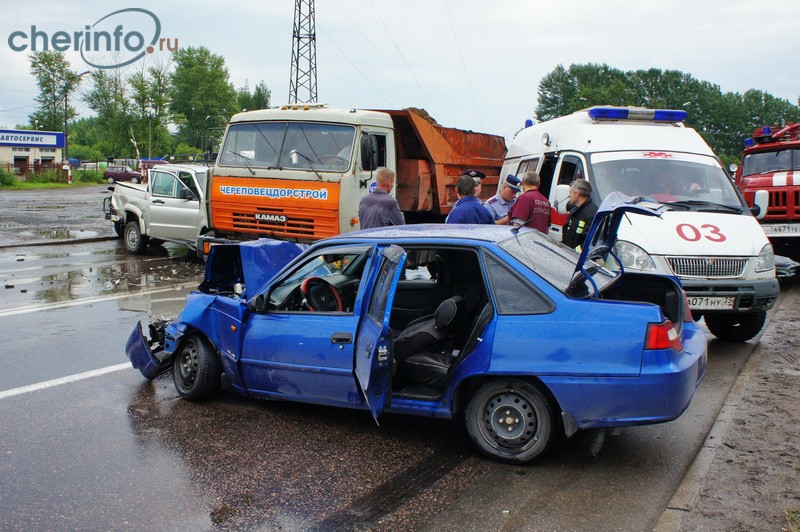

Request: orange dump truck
left=198, top=105, right=506, bottom=254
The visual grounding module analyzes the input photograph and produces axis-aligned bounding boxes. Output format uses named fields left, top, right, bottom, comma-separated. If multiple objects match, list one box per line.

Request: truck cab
left=734, top=123, right=800, bottom=239
left=502, top=106, right=778, bottom=342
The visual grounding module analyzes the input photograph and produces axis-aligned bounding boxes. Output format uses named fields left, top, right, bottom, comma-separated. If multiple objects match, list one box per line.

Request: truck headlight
left=613, top=240, right=656, bottom=271
left=755, top=243, right=775, bottom=272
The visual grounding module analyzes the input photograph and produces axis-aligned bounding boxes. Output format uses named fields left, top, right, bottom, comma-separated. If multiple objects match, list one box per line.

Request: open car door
left=354, top=245, right=406, bottom=423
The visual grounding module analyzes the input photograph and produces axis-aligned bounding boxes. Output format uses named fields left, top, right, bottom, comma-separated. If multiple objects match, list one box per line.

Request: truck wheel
left=124, top=221, right=149, bottom=254
left=705, top=311, right=767, bottom=342
left=113, top=220, right=124, bottom=238
left=173, top=334, right=220, bottom=401
left=465, top=379, right=558, bottom=463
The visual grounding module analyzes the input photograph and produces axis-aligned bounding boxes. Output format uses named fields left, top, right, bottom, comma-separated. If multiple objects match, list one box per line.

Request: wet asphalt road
left=0, top=186, right=773, bottom=530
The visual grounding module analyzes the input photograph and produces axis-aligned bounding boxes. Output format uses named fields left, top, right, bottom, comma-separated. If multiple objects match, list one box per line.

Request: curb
left=653, top=284, right=793, bottom=531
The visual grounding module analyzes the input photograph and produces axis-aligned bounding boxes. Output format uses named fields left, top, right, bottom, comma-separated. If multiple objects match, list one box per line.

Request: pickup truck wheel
left=705, top=311, right=767, bottom=342
left=172, top=335, right=220, bottom=401
left=124, top=221, right=149, bottom=254
left=465, top=379, right=558, bottom=463
left=113, top=221, right=123, bottom=238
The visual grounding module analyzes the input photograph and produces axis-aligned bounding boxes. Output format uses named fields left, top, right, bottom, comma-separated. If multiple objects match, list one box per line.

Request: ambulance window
left=538, top=155, right=558, bottom=197
left=557, top=155, right=586, bottom=185
left=517, top=158, right=540, bottom=175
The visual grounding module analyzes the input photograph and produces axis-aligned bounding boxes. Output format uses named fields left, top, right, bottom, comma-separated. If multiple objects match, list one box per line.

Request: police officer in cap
left=484, top=174, right=521, bottom=225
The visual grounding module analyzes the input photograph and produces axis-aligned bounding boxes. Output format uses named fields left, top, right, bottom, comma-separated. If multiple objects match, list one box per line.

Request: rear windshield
left=498, top=230, right=616, bottom=296
left=219, top=121, right=356, bottom=173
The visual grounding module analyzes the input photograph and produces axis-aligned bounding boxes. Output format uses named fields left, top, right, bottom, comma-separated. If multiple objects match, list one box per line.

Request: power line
left=318, top=27, right=392, bottom=106
left=443, top=0, right=484, bottom=131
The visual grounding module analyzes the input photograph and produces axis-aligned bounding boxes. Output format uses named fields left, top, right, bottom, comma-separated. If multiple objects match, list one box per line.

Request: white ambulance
left=503, top=106, right=778, bottom=342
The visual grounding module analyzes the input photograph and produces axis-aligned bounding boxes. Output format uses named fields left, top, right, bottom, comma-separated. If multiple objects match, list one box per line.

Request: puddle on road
left=18, top=228, right=100, bottom=239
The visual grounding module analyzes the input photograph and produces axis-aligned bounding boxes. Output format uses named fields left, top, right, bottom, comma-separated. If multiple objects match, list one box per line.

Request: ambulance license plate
left=687, top=296, right=735, bottom=310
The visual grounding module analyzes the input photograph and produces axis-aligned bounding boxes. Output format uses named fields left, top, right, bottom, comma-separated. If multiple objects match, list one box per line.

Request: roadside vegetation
left=0, top=167, right=105, bottom=190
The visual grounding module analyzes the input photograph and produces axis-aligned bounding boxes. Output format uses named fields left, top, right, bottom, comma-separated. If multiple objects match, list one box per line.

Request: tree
left=170, top=47, right=240, bottom=149
left=28, top=51, right=84, bottom=131
left=237, top=80, right=272, bottom=112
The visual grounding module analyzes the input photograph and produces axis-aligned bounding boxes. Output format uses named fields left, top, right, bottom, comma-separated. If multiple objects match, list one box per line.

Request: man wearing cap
left=445, top=171, right=494, bottom=225
left=484, top=174, right=521, bottom=225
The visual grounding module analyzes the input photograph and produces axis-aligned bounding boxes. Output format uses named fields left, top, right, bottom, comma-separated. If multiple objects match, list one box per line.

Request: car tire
left=705, top=311, right=767, bottom=343
left=107, top=177, right=115, bottom=184
left=131, top=177, right=140, bottom=184
left=113, top=220, right=124, bottom=238
left=123, top=221, right=149, bottom=254
left=173, top=334, right=221, bottom=401
left=465, top=379, right=558, bottom=464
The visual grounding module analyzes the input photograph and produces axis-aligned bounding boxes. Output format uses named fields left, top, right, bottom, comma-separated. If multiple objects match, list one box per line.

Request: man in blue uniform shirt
left=446, top=171, right=495, bottom=224
left=484, top=174, right=521, bottom=224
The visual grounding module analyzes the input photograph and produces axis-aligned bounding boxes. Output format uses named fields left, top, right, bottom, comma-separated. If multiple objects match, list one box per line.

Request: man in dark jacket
left=562, top=178, right=598, bottom=251
left=445, top=171, right=494, bottom=224
left=358, top=167, right=405, bottom=229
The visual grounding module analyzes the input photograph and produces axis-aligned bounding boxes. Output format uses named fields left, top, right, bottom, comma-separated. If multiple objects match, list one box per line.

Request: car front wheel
left=705, top=311, right=766, bottom=342
left=173, top=334, right=221, bottom=401
left=465, top=379, right=558, bottom=463
left=123, top=221, right=148, bottom=254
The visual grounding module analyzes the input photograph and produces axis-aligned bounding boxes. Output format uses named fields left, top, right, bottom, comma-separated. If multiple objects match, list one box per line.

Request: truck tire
left=705, top=311, right=767, bottom=343
left=124, top=221, right=149, bottom=254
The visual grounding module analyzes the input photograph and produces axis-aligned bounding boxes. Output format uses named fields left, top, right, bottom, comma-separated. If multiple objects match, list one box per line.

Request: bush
left=0, top=167, right=16, bottom=187
left=27, top=169, right=64, bottom=183
left=77, top=169, right=105, bottom=183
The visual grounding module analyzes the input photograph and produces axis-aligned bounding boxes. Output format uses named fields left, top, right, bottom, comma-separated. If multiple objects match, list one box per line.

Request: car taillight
left=645, top=320, right=683, bottom=351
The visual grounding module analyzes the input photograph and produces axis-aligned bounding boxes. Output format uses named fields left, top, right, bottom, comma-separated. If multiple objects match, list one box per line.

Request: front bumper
left=680, top=277, right=779, bottom=313
left=125, top=321, right=171, bottom=379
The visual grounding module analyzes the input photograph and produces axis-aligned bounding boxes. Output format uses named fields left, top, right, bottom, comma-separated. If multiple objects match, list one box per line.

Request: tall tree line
left=535, top=63, right=800, bottom=163
left=24, top=48, right=271, bottom=161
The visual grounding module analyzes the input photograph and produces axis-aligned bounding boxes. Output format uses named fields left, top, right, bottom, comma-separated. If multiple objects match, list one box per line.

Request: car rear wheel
left=124, top=221, right=149, bottom=254
left=173, top=335, right=221, bottom=401
left=705, top=311, right=766, bottom=343
left=131, top=176, right=141, bottom=184
left=107, top=177, right=115, bottom=184
left=465, top=379, right=558, bottom=463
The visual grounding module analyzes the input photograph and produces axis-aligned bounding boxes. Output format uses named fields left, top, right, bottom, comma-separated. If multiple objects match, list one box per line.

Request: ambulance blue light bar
left=588, top=107, right=688, bottom=123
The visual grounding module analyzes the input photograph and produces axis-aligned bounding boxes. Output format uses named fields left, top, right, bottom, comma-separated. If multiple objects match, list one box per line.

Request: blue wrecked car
left=126, top=193, right=707, bottom=463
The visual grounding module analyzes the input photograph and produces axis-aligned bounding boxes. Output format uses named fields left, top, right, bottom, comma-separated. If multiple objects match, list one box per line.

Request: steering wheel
left=300, top=277, right=343, bottom=312
left=318, top=155, right=348, bottom=166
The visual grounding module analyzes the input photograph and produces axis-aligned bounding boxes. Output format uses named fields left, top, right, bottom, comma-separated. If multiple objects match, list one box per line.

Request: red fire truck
left=734, top=123, right=800, bottom=240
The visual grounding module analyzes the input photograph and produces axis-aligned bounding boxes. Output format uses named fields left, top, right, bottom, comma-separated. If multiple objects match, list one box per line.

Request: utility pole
left=289, top=0, right=318, bottom=104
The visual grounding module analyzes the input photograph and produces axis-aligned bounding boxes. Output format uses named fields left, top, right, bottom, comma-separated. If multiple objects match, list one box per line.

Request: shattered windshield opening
left=220, top=121, right=356, bottom=172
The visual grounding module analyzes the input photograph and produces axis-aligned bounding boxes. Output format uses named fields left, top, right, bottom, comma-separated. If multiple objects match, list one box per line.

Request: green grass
left=787, top=509, right=800, bottom=532
left=0, top=167, right=106, bottom=189
left=0, top=180, right=107, bottom=190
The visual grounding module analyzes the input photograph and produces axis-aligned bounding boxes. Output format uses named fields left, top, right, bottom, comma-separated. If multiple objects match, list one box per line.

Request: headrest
left=434, top=296, right=464, bottom=329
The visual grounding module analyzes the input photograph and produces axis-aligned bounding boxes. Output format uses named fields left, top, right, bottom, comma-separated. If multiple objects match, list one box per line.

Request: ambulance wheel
left=705, top=311, right=766, bottom=343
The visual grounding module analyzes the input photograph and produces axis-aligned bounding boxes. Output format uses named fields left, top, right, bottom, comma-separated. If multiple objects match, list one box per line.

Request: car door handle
left=330, top=332, right=353, bottom=344
left=152, top=199, right=165, bottom=204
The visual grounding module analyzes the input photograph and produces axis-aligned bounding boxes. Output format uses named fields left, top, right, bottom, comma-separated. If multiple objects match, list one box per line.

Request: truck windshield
left=589, top=152, right=742, bottom=209
left=219, top=122, right=356, bottom=173
left=741, top=149, right=800, bottom=176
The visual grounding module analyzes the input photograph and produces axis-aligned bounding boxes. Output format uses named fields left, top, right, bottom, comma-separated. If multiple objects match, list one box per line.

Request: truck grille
left=215, top=204, right=339, bottom=241
left=666, top=257, right=747, bottom=278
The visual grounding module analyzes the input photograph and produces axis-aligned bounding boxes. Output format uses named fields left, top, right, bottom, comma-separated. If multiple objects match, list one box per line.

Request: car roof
left=326, top=223, right=524, bottom=245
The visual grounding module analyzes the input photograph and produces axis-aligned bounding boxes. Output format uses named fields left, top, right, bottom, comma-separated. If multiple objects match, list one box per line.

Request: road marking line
left=0, top=363, right=131, bottom=400
left=0, top=286, right=189, bottom=318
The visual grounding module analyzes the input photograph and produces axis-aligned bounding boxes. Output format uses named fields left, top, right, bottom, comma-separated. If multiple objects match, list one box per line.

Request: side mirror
left=752, top=189, right=769, bottom=220
left=247, top=293, right=268, bottom=313
left=728, top=163, right=739, bottom=174
left=554, top=184, right=571, bottom=214
left=179, top=188, right=197, bottom=200
left=360, top=133, right=379, bottom=172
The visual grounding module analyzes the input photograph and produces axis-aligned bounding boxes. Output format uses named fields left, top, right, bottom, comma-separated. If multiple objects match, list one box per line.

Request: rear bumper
left=541, top=321, right=707, bottom=429
left=680, top=277, right=779, bottom=313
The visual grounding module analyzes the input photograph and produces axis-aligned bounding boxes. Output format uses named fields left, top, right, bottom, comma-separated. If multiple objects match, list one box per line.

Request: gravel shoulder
left=657, top=280, right=800, bottom=531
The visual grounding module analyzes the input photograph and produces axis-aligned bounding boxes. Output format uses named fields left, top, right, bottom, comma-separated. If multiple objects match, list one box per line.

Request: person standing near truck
left=358, top=167, right=405, bottom=229
left=508, top=171, right=551, bottom=233
left=561, top=178, right=598, bottom=251
left=484, top=174, right=522, bottom=225
left=446, top=172, right=495, bottom=224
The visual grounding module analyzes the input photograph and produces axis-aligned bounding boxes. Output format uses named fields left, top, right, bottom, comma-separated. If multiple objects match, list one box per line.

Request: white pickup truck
left=103, top=164, right=210, bottom=254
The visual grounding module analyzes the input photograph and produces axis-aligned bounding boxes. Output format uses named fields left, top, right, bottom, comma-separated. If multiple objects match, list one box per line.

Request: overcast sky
left=1, top=1, right=798, bottom=140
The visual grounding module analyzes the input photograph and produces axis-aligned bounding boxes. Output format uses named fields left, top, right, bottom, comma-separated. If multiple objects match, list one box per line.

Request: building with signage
left=0, top=129, right=65, bottom=174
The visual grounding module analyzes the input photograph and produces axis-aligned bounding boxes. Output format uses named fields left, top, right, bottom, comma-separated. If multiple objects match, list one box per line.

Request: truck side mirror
left=752, top=189, right=768, bottom=220
left=728, top=163, right=738, bottom=174
left=360, top=133, right=379, bottom=172
left=554, top=184, right=571, bottom=214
